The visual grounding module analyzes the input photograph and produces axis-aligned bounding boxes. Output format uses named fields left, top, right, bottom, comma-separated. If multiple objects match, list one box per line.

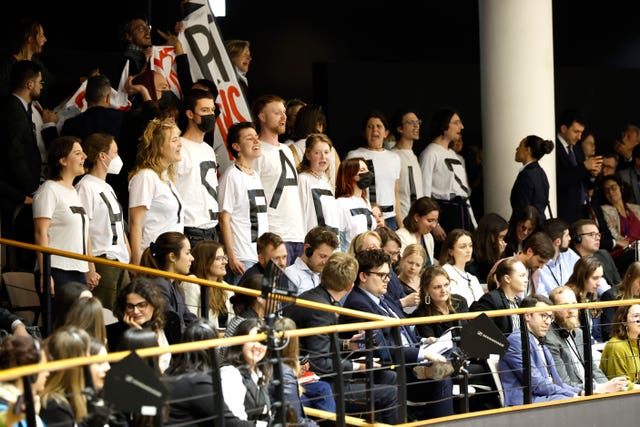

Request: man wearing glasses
left=570, top=219, right=619, bottom=293
left=498, top=294, right=582, bottom=406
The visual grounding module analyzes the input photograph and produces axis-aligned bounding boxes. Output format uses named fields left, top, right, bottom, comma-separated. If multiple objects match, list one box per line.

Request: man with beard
left=498, top=294, right=582, bottom=406
left=533, top=218, right=580, bottom=297
left=251, top=94, right=305, bottom=266
left=546, top=286, right=627, bottom=393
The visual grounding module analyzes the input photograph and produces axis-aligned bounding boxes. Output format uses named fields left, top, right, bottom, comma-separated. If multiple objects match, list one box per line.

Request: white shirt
left=285, top=256, right=320, bottom=296
left=336, top=195, right=375, bottom=252
left=442, top=264, right=483, bottom=306
left=297, top=171, right=341, bottom=235
left=176, top=137, right=219, bottom=229
left=419, top=143, right=470, bottom=200
left=392, top=147, right=424, bottom=219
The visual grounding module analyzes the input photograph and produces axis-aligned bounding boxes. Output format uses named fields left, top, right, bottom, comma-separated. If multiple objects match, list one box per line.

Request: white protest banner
left=151, top=46, right=183, bottom=100
left=179, top=0, right=252, bottom=173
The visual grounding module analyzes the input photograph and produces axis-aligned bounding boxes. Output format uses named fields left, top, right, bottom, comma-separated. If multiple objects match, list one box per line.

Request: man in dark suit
left=284, top=252, right=398, bottom=424
left=338, top=249, right=454, bottom=419
left=546, top=286, right=626, bottom=393
left=0, top=60, right=51, bottom=270
left=60, top=74, right=125, bottom=141
left=555, top=109, right=602, bottom=224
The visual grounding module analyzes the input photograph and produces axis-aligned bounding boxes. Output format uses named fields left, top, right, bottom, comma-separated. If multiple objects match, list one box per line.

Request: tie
left=567, top=145, right=577, bottom=166
left=380, top=296, right=415, bottom=346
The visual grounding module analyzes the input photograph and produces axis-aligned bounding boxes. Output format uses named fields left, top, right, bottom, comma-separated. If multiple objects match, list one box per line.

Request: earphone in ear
left=305, top=246, right=313, bottom=258
left=574, top=234, right=582, bottom=244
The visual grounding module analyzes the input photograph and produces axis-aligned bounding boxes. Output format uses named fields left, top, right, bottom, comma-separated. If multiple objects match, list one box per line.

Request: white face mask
left=103, top=154, right=123, bottom=175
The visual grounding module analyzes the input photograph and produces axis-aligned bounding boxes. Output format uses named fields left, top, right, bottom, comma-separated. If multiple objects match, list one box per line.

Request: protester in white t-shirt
left=218, top=122, right=269, bottom=285
left=76, top=133, right=130, bottom=310
left=33, top=136, right=101, bottom=297
left=296, top=133, right=341, bottom=235
left=335, top=157, right=376, bottom=252
left=176, top=89, right=220, bottom=248
left=346, top=111, right=402, bottom=230
left=128, top=117, right=184, bottom=266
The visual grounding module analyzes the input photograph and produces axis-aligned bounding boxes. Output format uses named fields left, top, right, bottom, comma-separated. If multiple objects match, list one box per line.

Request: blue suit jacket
left=498, top=330, right=580, bottom=406
left=339, top=285, right=421, bottom=364
left=555, top=141, right=589, bottom=224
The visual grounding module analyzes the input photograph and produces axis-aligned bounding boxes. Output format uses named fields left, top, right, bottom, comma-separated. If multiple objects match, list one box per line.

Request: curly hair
left=129, top=117, right=180, bottom=182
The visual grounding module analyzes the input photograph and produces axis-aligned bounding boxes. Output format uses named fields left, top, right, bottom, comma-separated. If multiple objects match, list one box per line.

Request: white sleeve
left=220, top=365, right=249, bottom=420
left=75, top=180, right=95, bottom=220
left=420, top=149, right=435, bottom=197
left=128, top=170, right=157, bottom=209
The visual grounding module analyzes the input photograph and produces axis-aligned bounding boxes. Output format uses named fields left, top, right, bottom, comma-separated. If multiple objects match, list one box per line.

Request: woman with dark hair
left=601, top=261, right=640, bottom=339
left=467, top=213, right=509, bottom=286
left=33, top=136, right=100, bottom=302
left=108, top=276, right=170, bottom=370
left=566, top=255, right=604, bottom=341
left=221, top=318, right=272, bottom=425
left=438, top=229, right=483, bottom=306
left=335, top=157, right=376, bottom=251
left=164, top=319, right=252, bottom=427
left=345, top=110, right=402, bottom=230
left=510, top=135, right=555, bottom=219
left=184, top=240, right=234, bottom=329
left=599, top=303, right=640, bottom=388
left=52, top=281, right=93, bottom=331
left=396, top=196, right=440, bottom=268
left=76, top=132, right=131, bottom=310
left=296, top=133, right=341, bottom=233
left=601, top=174, right=640, bottom=247
left=140, top=231, right=197, bottom=345
left=504, top=205, right=542, bottom=257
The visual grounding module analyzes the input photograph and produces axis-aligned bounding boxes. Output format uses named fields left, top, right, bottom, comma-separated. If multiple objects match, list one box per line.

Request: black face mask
left=196, top=114, right=216, bottom=133
left=356, top=171, right=374, bottom=189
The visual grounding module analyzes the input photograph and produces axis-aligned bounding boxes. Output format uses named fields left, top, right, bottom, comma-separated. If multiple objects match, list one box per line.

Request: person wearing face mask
left=175, top=88, right=221, bottom=249
left=76, top=133, right=131, bottom=310
left=335, top=157, right=376, bottom=252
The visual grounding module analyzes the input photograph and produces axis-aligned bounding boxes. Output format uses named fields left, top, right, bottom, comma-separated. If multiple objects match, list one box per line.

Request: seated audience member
left=347, top=230, right=381, bottom=257
left=546, top=286, right=627, bottom=393
left=283, top=252, right=399, bottom=424
left=532, top=218, right=580, bottom=297
left=52, top=281, right=93, bottom=331
left=108, top=277, right=171, bottom=372
left=340, top=249, right=454, bottom=419
left=164, top=319, right=248, bottom=427
left=470, top=258, right=527, bottom=336
left=239, top=232, right=288, bottom=283
left=565, top=255, right=606, bottom=342
left=503, top=205, right=542, bottom=257
left=600, top=261, right=640, bottom=340
left=61, top=296, right=107, bottom=345
left=220, top=318, right=272, bottom=425
left=571, top=219, right=622, bottom=290
left=285, top=226, right=339, bottom=296
left=617, top=144, right=640, bottom=205
left=600, top=174, right=640, bottom=274
left=413, top=265, right=468, bottom=339
left=438, top=229, right=483, bottom=306
left=498, top=295, right=582, bottom=406
left=184, top=240, right=234, bottom=328
left=599, top=304, right=640, bottom=388
left=140, top=231, right=198, bottom=344
left=396, top=244, right=427, bottom=315
left=395, top=196, right=440, bottom=267
left=467, top=212, right=508, bottom=289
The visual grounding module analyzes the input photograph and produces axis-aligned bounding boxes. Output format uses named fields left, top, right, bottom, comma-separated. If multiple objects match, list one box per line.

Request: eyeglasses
left=366, top=271, right=391, bottom=281
left=125, top=301, right=149, bottom=311
left=538, top=313, right=554, bottom=323
left=403, top=119, right=422, bottom=127
left=603, top=184, right=620, bottom=193
left=579, top=232, right=601, bottom=239
left=215, top=255, right=229, bottom=262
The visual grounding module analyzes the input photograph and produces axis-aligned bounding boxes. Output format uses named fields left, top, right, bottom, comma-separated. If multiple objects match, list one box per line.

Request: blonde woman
left=128, top=117, right=184, bottom=266
left=397, top=243, right=427, bottom=314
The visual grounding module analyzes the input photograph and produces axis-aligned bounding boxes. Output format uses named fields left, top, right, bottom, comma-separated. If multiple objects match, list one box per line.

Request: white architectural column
left=479, top=0, right=556, bottom=220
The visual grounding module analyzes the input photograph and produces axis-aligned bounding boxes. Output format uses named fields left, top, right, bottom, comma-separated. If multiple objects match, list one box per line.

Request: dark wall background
left=8, top=1, right=640, bottom=164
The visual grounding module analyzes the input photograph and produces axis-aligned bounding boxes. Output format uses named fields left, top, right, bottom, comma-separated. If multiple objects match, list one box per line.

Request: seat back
left=2, top=272, right=40, bottom=326
left=102, top=307, right=119, bottom=326
left=486, top=355, right=504, bottom=407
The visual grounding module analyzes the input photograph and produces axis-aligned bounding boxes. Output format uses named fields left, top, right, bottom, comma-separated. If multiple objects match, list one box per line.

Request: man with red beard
left=546, top=286, right=627, bottom=393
